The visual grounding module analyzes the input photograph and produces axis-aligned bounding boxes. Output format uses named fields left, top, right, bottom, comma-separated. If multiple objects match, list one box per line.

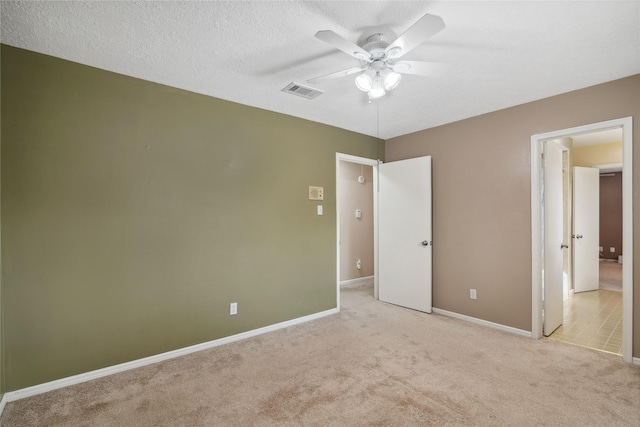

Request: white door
left=543, top=141, right=565, bottom=336
left=378, top=156, right=432, bottom=312
left=573, top=167, right=600, bottom=293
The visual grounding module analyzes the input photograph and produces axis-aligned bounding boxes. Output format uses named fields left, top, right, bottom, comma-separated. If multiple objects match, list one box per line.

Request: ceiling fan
left=307, top=13, right=446, bottom=100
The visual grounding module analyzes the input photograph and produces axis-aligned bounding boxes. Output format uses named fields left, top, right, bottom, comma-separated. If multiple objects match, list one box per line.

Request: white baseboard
left=340, top=276, right=374, bottom=287
left=4, top=308, right=338, bottom=403
left=0, top=393, right=7, bottom=418
left=432, top=308, right=532, bottom=338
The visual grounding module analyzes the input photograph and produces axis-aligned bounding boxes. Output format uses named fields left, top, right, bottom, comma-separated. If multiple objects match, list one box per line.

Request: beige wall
left=339, top=162, right=374, bottom=280
left=573, top=142, right=622, bottom=167
left=1, top=45, right=382, bottom=391
left=385, top=74, right=640, bottom=357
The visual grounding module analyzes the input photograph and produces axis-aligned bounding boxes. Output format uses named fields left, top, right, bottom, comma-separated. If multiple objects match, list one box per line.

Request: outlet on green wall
left=0, top=44, right=383, bottom=391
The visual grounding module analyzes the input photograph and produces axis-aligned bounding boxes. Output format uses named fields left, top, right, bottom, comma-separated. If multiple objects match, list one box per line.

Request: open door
left=573, top=166, right=600, bottom=293
left=378, top=156, right=432, bottom=312
left=543, top=141, right=565, bottom=336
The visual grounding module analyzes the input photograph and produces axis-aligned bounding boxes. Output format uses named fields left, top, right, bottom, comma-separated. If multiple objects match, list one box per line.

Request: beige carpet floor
left=2, top=282, right=639, bottom=426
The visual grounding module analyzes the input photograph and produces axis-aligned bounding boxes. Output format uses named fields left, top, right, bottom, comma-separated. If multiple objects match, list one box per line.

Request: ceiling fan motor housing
left=363, top=33, right=391, bottom=60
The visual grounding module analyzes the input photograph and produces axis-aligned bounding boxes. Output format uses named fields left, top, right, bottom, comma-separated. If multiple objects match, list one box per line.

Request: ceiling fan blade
left=385, top=14, right=445, bottom=59
left=307, top=66, right=368, bottom=84
left=391, top=61, right=449, bottom=77
left=315, top=30, right=372, bottom=61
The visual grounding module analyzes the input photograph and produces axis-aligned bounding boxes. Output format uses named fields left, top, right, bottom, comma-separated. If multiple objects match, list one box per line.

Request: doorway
left=337, top=153, right=434, bottom=314
left=531, top=117, right=633, bottom=363
left=336, top=153, right=379, bottom=309
left=547, top=130, right=623, bottom=354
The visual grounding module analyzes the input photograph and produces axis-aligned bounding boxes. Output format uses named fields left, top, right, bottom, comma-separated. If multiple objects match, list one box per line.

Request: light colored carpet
left=600, top=260, right=623, bottom=292
left=2, top=282, right=639, bottom=426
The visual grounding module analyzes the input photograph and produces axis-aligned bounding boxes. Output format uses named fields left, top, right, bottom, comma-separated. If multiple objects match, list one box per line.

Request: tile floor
left=548, top=264, right=623, bottom=354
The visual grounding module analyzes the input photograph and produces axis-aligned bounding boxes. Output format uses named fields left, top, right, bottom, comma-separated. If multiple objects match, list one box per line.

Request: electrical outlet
left=610, top=247, right=615, bottom=253
left=230, top=302, right=237, bottom=315
left=470, top=289, right=477, bottom=300
left=599, top=246, right=603, bottom=252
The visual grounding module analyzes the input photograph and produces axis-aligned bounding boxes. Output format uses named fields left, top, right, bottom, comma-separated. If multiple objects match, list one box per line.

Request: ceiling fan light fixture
left=368, top=72, right=386, bottom=99
left=355, top=70, right=374, bottom=92
left=382, top=70, right=401, bottom=91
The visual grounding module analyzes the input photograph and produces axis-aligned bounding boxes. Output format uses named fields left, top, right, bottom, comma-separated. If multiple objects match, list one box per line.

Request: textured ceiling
left=1, top=1, right=639, bottom=139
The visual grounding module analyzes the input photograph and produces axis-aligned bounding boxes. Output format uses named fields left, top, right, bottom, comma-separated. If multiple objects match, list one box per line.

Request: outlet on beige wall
left=339, top=162, right=374, bottom=281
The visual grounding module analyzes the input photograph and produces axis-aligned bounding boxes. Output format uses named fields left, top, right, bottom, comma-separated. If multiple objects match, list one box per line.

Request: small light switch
left=317, top=205, right=323, bottom=215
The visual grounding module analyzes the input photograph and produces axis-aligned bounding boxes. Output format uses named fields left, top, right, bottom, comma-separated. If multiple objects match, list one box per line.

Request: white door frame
left=531, top=117, right=633, bottom=363
left=336, top=153, right=380, bottom=310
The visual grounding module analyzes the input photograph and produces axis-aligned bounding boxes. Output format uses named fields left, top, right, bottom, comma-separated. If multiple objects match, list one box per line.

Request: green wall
left=0, top=44, right=382, bottom=391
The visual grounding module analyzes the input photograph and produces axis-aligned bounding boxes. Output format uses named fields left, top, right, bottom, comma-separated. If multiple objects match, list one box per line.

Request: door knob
left=572, top=234, right=583, bottom=239
left=561, top=243, right=569, bottom=249
left=421, top=240, right=430, bottom=246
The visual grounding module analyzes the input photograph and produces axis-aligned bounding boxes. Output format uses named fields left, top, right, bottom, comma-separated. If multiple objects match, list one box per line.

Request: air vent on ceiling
left=282, top=82, right=324, bottom=100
